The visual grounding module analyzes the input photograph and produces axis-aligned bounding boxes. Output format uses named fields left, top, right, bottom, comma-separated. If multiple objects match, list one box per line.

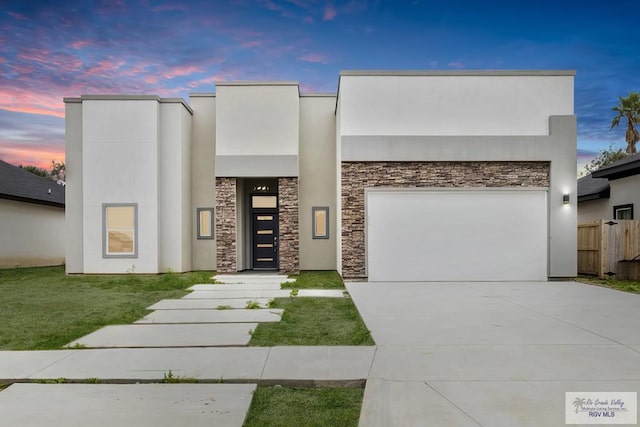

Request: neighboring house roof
left=0, top=160, right=65, bottom=207
left=591, top=152, right=640, bottom=180
left=578, top=174, right=610, bottom=202
left=578, top=153, right=640, bottom=202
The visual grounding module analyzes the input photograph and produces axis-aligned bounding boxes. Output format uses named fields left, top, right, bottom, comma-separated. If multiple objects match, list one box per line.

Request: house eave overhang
left=0, top=193, right=65, bottom=208
left=591, top=162, right=640, bottom=180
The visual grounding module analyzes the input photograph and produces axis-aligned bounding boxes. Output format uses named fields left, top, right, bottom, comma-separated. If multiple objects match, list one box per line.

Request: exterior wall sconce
left=562, top=194, right=570, bottom=205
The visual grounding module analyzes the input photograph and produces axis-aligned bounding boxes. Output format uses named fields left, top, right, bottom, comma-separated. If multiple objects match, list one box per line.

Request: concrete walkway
left=2, top=278, right=639, bottom=426
left=0, top=273, right=365, bottom=426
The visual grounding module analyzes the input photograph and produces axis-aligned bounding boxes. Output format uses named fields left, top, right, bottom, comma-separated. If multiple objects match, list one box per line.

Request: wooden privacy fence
left=578, top=220, right=640, bottom=278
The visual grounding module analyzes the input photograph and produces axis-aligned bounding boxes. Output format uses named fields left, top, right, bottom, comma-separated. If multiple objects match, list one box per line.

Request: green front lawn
left=249, top=297, right=374, bottom=346
left=0, top=266, right=213, bottom=350
left=243, top=386, right=363, bottom=427
left=575, top=277, right=640, bottom=294
left=281, top=271, right=345, bottom=289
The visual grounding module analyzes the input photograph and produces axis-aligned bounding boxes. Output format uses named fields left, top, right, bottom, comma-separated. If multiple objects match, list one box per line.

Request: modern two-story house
left=64, top=70, right=577, bottom=281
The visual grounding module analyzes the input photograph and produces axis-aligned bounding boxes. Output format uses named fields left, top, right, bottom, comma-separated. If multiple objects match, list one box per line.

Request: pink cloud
left=297, top=53, right=329, bottom=63
left=0, top=87, right=65, bottom=118
left=85, top=59, right=126, bottom=77
left=323, top=3, right=337, bottom=20
left=162, top=65, right=203, bottom=79
left=70, top=40, right=93, bottom=49
left=0, top=141, right=65, bottom=170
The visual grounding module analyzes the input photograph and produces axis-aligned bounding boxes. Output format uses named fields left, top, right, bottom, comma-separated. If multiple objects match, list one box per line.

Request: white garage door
left=367, top=190, right=548, bottom=281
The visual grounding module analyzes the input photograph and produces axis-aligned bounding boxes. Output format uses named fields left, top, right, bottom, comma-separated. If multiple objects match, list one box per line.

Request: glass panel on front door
left=252, top=212, right=278, bottom=269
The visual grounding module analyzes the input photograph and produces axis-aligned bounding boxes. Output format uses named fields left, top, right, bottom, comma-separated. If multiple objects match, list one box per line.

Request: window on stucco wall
left=312, top=207, right=329, bottom=239
left=197, top=208, right=214, bottom=239
left=103, top=204, right=138, bottom=258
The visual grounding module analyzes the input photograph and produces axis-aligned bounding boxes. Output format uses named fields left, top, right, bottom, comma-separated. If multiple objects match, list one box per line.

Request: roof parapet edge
left=214, top=81, right=299, bottom=86
left=339, top=70, right=577, bottom=77
left=300, top=93, right=336, bottom=97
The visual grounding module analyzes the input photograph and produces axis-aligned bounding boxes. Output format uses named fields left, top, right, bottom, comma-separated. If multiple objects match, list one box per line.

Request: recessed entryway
left=245, top=179, right=279, bottom=271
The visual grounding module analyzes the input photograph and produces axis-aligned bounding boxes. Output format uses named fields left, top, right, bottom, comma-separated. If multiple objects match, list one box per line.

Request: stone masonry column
left=215, top=177, right=237, bottom=273
left=278, top=177, right=299, bottom=274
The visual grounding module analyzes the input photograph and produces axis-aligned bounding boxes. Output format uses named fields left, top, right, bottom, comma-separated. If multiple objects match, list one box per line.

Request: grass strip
left=0, top=266, right=213, bottom=350
left=281, top=271, right=345, bottom=289
left=575, top=277, right=640, bottom=294
left=243, top=386, right=363, bottom=427
left=249, top=297, right=374, bottom=346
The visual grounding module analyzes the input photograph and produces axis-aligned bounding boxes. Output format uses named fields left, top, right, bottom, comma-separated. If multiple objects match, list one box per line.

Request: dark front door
left=252, top=212, right=278, bottom=269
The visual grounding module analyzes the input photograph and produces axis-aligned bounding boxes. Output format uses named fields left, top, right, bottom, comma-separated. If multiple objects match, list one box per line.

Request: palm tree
left=611, top=92, right=640, bottom=154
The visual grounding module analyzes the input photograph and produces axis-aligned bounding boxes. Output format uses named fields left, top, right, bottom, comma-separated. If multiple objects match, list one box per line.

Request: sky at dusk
left=1, top=0, right=639, bottom=174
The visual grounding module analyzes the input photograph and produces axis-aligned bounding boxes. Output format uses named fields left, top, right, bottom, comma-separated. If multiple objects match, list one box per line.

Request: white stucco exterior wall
left=337, top=71, right=577, bottom=278
left=158, top=101, right=192, bottom=272
left=0, top=199, right=65, bottom=268
left=609, top=176, right=640, bottom=217
left=64, top=99, right=83, bottom=273
left=82, top=98, right=159, bottom=273
left=215, top=83, right=299, bottom=156
left=339, top=72, right=574, bottom=136
left=578, top=199, right=609, bottom=222
left=189, top=94, right=217, bottom=271
left=299, top=95, right=337, bottom=270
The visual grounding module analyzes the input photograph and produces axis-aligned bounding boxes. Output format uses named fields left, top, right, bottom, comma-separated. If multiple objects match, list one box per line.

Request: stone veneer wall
left=341, top=161, right=551, bottom=278
left=215, top=177, right=237, bottom=273
left=278, top=177, right=299, bottom=274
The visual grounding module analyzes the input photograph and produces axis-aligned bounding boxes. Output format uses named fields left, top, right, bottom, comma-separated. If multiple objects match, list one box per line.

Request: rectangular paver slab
left=0, top=383, right=256, bottom=427
left=0, top=350, right=76, bottom=379
left=214, top=275, right=293, bottom=284
left=28, top=347, right=270, bottom=381
left=190, top=283, right=284, bottom=291
left=149, top=298, right=272, bottom=310
left=66, top=323, right=257, bottom=348
left=184, top=290, right=291, bottom=299
left=262, top=346, right=375, bottom=381
left=135, top=309, right=283, bottom=324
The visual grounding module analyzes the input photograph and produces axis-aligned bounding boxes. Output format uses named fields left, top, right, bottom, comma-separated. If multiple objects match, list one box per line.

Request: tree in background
left=50, top=160, right=65, bottom=181
left=18, top=160, right=65, bottom=181
left=583, top=143, right=628, bottom=175
left=611, top=92, right=640, bottom=154
left=19, top=164, right=51, bottom=179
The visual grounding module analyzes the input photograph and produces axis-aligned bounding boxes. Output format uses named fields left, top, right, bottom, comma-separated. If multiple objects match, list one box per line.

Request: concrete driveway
left=347, top=281, right=640, bottom=426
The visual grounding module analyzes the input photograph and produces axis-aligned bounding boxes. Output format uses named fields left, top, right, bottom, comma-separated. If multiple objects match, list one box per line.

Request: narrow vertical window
left=312, top=207, right=329, bottom=239
left=103, top=204, right=137, bottom=257
left=197, top=208, right=214, bottom=239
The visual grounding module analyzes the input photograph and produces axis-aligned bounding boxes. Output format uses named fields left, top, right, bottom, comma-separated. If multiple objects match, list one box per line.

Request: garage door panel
left=367, top=190, right=547, bottom=281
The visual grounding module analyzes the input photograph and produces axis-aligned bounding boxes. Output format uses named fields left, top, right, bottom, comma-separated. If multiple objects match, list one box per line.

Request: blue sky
left=1, top=0, right=638, bottom=172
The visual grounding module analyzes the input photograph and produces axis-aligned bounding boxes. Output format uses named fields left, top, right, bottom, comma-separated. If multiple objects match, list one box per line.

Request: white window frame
left=103, top=203, right=138, bottom=258
left=614, top=204, right=634, bottom=220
